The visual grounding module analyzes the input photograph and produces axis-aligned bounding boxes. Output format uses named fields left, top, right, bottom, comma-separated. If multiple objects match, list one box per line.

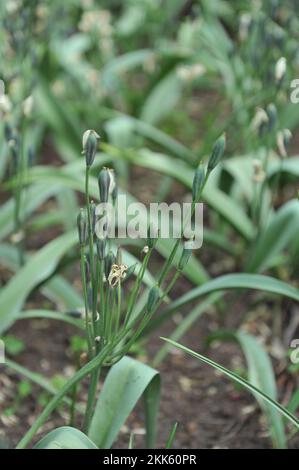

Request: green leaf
left=141, top=72, right=182, bottom=125
left=161, top=338, right=299, bottom=430
left=157, top=273, right=299, bottom=329
left=88, top=356, right=160, bottom=449
left=0, top=183, right=62, bottom=241
left=15, top=310, right=83, bottom=329
left=0, top=230, right=77, bottom=334
left=34, top=427, right=97, bottom=449
left=35, top=78, right=81, bottom=161
left=102, top=49, right=155, bottom=90
left=246, top=200, right=299, bottom=272
left=0, top=243, right=83, bottom=311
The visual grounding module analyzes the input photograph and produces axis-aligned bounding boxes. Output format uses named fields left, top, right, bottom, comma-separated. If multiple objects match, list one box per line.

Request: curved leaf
left=156, top=273, right=299, bottom=329
left=246, top=200, right=299, bottom=272
left=34, top=427, right=97, bottom=449
left=88, top=356, right=160, bottom=449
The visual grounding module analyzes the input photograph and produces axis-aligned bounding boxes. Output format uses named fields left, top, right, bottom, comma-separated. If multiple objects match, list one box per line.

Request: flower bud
left=207, top=134, right=226, bottom=172
left=266, top=104, right=277, bottom=131
left=277, top=129, right=292, bottom=158
left=147, top=286, right=160, bottom=313
left=82, top=129, right=100, bottom=167
left=192, top=164, right=206, bottom=202
left=77, top=208, right=88, bottom=246
left=96, top=238, right=107, bottom=260
left=98, top=167, right=115, bottom=203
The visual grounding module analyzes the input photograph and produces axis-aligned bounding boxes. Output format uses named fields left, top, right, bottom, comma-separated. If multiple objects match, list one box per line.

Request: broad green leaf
left=0, top=183, right=62, bottom=240
left=102, top=49, right=155, bottom=90
left=0, top=242, right=83, bottom=310
left=88, top=356, right=160, bottom=449
left=35, top=78, right=81, bottom=161
left=161, top=338, right=299, bottom=430
left=34, top=427, right=97, bottom=449
left=157, top=273, right=299, bottom=329
left=0, top=230, right=77, bottom=334
left=141, top=72, right=182, bottom=125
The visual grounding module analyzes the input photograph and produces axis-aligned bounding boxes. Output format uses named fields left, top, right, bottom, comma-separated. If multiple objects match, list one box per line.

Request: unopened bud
left=277, top=129, right=292, bottom=158
left=77, top=208, right=88, bottom=246
left=96, top=238, right=107, bottom=260
left=192, top=164, right=206, bottom=202
left=98, top=167, right=115, bottom=203
left=207, top=134, right=226, bottom=172
left=82, top=129, right=100, bottom=167
left=266, top=104, right=277, bottom=131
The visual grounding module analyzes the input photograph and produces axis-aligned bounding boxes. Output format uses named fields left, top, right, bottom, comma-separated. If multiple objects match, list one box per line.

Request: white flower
left=0, top=94, right=11, bottom=114
left=22, top=95, right=34, bottom=117
left=275, top=57, right=286, bottom=83
left=277, top=129, right=292, bottom=158
left=176, top=63, right=206, bottom=82
left=251, top=107, right=269, bottom=131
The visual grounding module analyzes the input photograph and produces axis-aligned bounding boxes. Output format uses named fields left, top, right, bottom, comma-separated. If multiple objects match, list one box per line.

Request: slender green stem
left=82, top=366, right=101, bottom=433
left=69, top=384, right=77, bottom=427
left=80, top=247, right=93, bottom=356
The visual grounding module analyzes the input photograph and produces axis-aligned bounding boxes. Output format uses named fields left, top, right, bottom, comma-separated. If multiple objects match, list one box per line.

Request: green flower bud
left=207, top=133, right=226, bottom=172
left=98, top=167, right=115, bottom=203
left=266, top=104, right=277, bottom=131
left=147, top=286, right=160, bottom=313
left=96, top=238, right=107, bottom=260
left=82, top=129, right=100, bottom=167
left=192, top=164, right=206, bottom=202
left=77, top=208, right=88, bottom=246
